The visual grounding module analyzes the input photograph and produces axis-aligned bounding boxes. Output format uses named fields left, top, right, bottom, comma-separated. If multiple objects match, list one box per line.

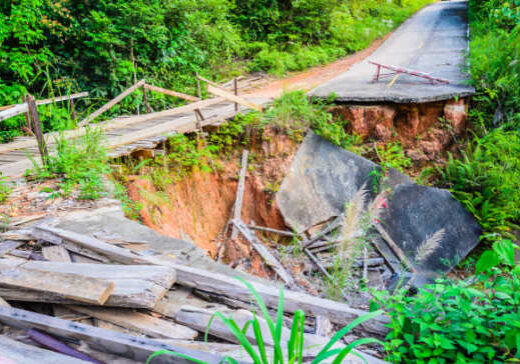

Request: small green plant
left=0, top=174, right=11, bottom=203
left=147, top=278, right=383, bottom=364
left=374, top=142, right=412, bottom=173
left=374, top=239, right=520, bottom=363
left=28, top=128, right=110, bottom=199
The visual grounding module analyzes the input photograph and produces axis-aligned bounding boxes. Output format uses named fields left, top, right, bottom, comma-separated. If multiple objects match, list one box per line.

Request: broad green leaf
left=492, top=239, right=516, bottom=266
left=475, top=250, right=500, bottom=273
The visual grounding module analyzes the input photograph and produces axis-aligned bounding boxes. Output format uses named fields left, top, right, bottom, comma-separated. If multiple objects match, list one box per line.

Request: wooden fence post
left=142, top=85, right=153, bottom=113
left=22, top=96, right=32, bottom=131
left=26, top=94, right=49, bottom=165
left=234, top=78, right=238, bottom=112
left=196, top=73, right=202, bottom=100
left=69, top=98, right=76, bottom=120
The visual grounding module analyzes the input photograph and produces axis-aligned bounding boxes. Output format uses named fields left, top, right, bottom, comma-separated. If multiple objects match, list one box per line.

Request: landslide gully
left=126, top=129, right=299, bottom=264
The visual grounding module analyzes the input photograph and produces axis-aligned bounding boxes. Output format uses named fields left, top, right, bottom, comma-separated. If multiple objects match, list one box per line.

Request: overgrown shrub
left=373, top=239, right=520, bottom=363
left=29, top=128, right=110, bottom=199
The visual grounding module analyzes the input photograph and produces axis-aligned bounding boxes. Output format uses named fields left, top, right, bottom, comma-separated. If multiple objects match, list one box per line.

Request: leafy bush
left=439, top=129, right=520, bottom=241
left=374, top=239, right=520, bottom=363
left=147, top=278, right=383, bottom=363
left=28, top=128, right=110, bottom=199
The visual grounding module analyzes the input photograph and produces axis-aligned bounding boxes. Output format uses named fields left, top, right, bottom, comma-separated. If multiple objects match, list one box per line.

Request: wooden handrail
left=143, top=83, right=199, bottom=102
left=78, top=80, right=145, bottom=126
left=0, top=92, right=89, bottom=122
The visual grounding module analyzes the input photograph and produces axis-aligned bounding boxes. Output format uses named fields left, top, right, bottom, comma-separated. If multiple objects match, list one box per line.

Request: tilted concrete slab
left=309, top=1, right=475, bottom=103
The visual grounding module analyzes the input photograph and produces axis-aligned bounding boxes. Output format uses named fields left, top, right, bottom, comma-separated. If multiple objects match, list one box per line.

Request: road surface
left=309, top=0, right=474, bottom=103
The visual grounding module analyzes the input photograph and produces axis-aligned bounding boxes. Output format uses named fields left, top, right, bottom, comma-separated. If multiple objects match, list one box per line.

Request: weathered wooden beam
left=27, top=94, right=49, bottom=164
left=176, top=305, right=324, bottom=348
left=68, top=306, right=198, bottom=340
left=0, top=264, right=114, bottom=305
left=0, top=306, right=228, bottom=364
left=207, top=84, right=262, bottom=112
left=230, top=150, right=249, bottom=239
left=42, top=245, right=72, bottom=262
left=374, top=223, right=416, bottom=273
left=144, top=83, right=200, bottom=102
left=161, top=261, right=390, bottom=335
left=248, top=224, right=297, bottom=238
left=232, top=219, right=296, bottom=288
left=36, top=92, right=89, bottom=106
left=2, top=261, right=175, bottom=308
left=33, top=225, right=150, bottom=265
left=0, top=103, right=28, bottom=122
left=0, top=335, right=88, bottom=364
left=79, top=79, right=145, bottom=126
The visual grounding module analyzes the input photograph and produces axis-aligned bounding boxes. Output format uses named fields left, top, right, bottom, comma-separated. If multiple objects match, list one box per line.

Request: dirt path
left=245, top=33, right=393, bottom=99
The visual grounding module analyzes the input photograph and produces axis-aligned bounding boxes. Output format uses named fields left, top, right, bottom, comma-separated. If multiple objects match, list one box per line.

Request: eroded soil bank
left=330, top=97, right=469, bottom=164
left=125, top=129, right=299, bottom=272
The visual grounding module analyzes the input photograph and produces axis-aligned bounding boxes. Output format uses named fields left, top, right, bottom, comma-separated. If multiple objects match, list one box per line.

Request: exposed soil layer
left=126, top=129, right=299, bottom=269
left=330, top=97, right=469, bottom=164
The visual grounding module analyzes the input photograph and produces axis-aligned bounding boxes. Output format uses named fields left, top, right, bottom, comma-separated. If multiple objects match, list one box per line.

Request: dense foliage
left=374, top=239, right=520, bottom=363
left=0, top=0, right=433, bottom=142
left=439, top=0, right=520, bottom=243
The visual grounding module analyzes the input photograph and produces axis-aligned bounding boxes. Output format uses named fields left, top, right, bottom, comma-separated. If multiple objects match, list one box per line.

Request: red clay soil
left=126, top=130, right=299, bottom=262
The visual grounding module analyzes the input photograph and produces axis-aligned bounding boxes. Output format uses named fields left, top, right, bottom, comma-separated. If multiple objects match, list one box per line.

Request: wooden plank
left=0, top=296, right=10, bottom=306
left=0, top=241, right=22, bottom=256
left=33, top=225, right=150, bottom=265
left=0, top=97, right=227, bottom=157
left=157, top=260, right=390, bottom=335
left=36, top=92, right=89, bottom=106
left=157, top=339, right=273, bottom=360
left=232, top=219, right=296, bottom=287
left=79, top=80, right=145, bottom=126
left=0, top=103, right=28, bottom=122
left=374, top=223, right=415, bottom=273
left=144, top=83, right=200, bottom=102
left=69, top=306, right=198, bottom=340
left=207, top=84, right=262, bottom=112
left=0, top=306, right=229, bottom=364
left=0, top=264, right=114, bottom=305
left=0, top=278, right=167, bottom=308
left=22, top=261, right=176, bottom=289
left=42, top=245, right=72, bottom=262
left=231, top=150, right=249, bottom=239
left=0, top=335, right=88, bottom=364
left=27, top=228, right=388, bottom=333
left=175, top=305, right=327, bottom=347
left=62, top=242, right=111, bottom=263
left=105, top=108, right=238, bottom=151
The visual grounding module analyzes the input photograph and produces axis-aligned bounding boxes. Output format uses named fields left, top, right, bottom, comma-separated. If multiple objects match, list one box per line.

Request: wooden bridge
left=0, top=77, right=269, bottom=179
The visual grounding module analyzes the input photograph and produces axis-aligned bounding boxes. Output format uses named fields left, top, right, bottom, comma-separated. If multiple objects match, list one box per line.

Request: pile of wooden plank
left=0, top=221, right=388, bottom=363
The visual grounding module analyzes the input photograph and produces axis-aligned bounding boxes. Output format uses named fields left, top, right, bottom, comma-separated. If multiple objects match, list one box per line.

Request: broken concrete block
left=277, top=131, right=413, bottom=232
left=380, top=184, right=481, bottom=273
left=276, top=131, right=379, bottom=232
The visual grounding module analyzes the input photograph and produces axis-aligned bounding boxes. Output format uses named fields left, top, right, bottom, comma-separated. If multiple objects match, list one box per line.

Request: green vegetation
left=374, top=239, right=520, bottom=363
left=147, top=278, right=383, bottom=363
left=438, top=0, right=520, bottom=243
left=0, top=0, right=433, bottom=142
left=28, top=128, right=110, bottom=199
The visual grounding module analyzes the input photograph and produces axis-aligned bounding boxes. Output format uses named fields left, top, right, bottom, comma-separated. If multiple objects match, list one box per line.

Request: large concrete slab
left=309, top=1, right=475, bottom=103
